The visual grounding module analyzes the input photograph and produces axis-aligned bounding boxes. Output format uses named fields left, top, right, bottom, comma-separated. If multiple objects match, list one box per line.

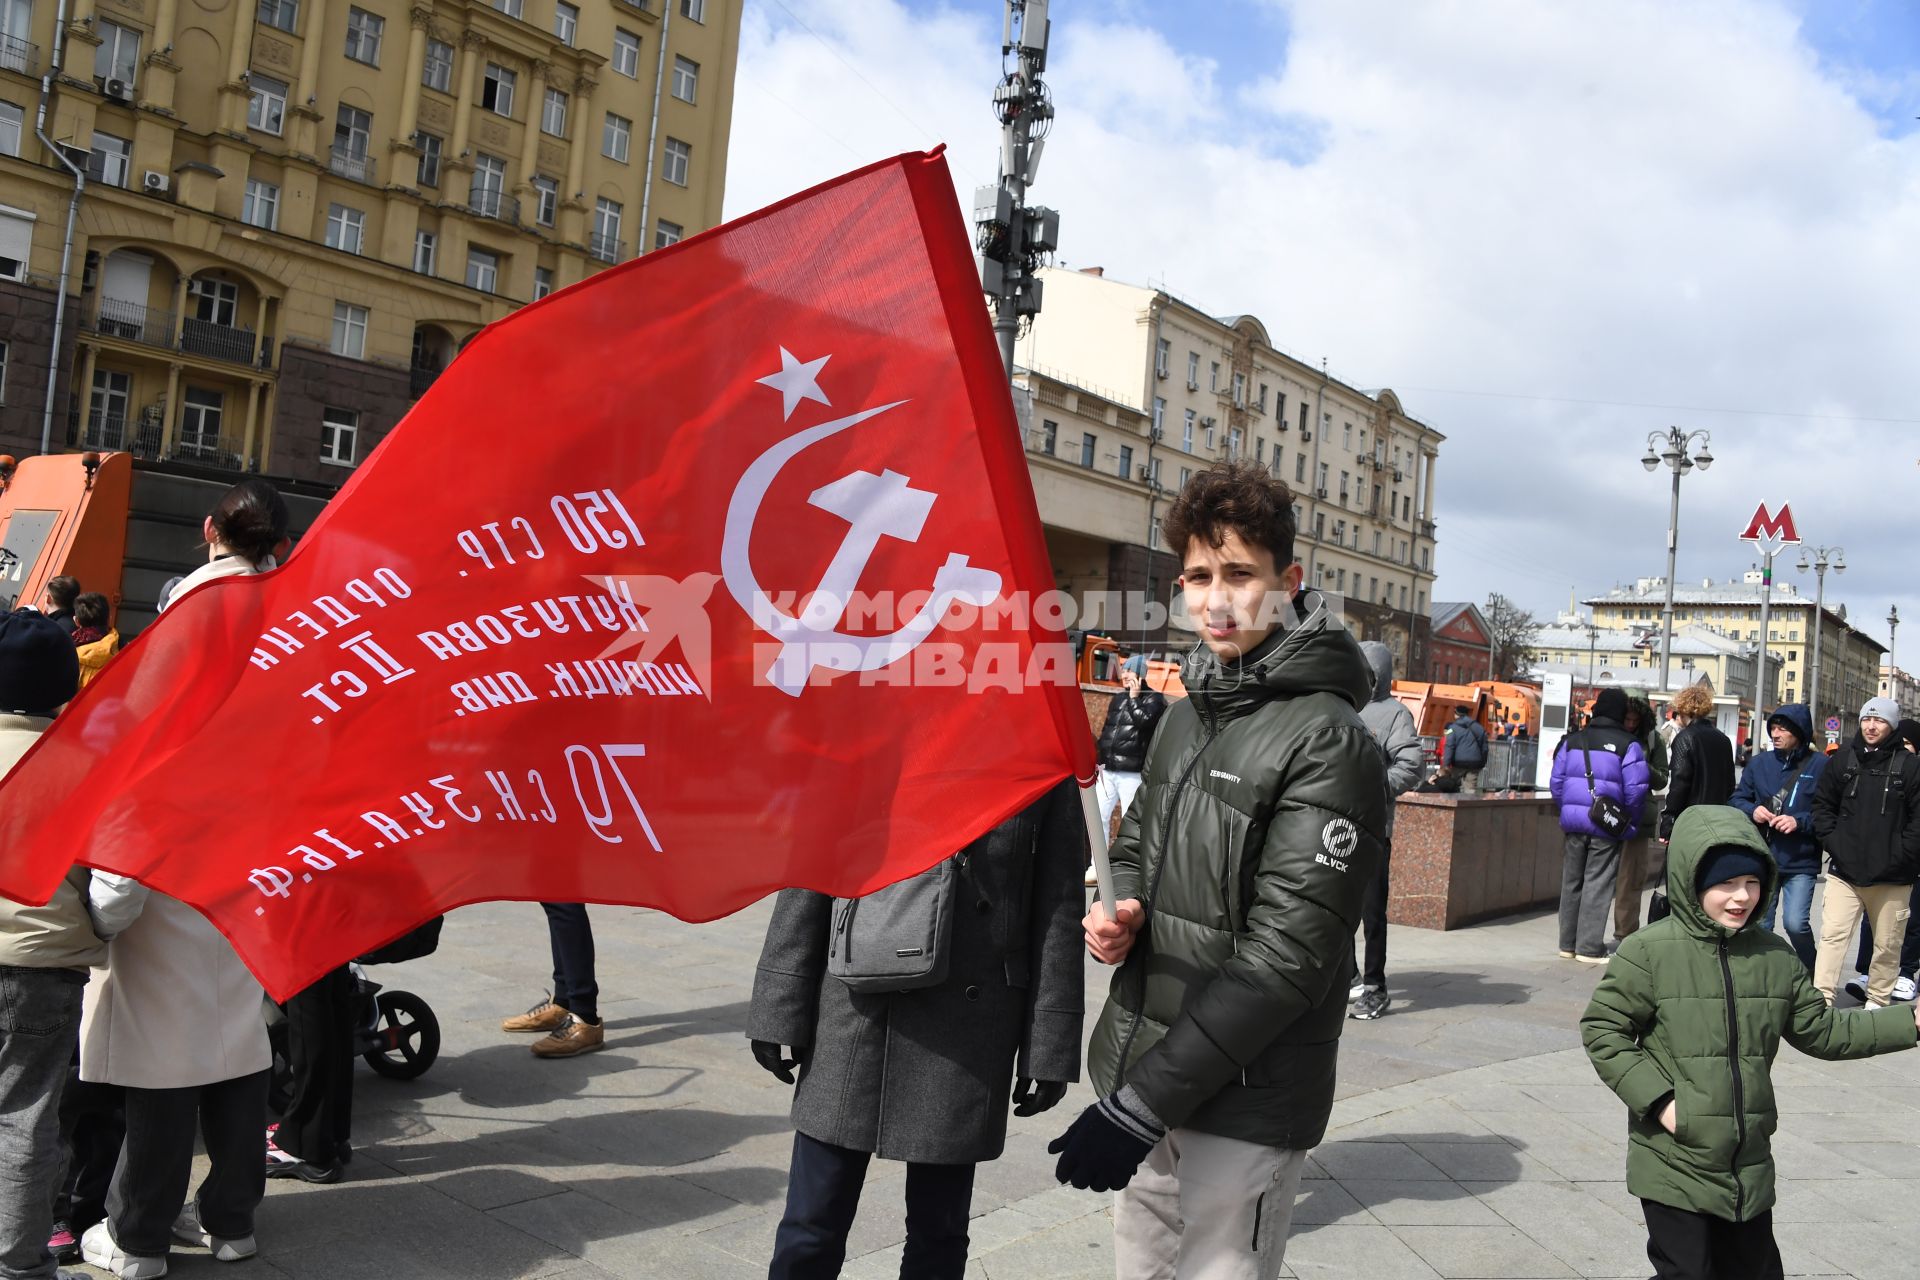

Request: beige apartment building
left=1586, top=574, right=1887, bottom=730
left=0, top=0, right=738, bottom=481
left=1014, top=265, right=1444, bottom=669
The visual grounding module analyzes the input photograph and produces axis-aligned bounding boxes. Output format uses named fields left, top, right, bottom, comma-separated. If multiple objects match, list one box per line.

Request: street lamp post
left=1641, top=428, right=1713, bottom=693
left=1890, top=605, right=1900, bottom=705
left=1795, top=544, right=1844, bottom=731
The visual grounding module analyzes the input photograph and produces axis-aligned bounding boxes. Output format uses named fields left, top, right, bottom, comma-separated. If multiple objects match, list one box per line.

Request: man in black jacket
left=1054, top=462, right=1386, bottom=1278
left=1811, top=698, right=1920, bottom=1008
left=1094, top=655, right=1168, bottom=835
left=1660, top=683, right=1734, bottom=840
left=1442, top=705, right=1489, bottom=793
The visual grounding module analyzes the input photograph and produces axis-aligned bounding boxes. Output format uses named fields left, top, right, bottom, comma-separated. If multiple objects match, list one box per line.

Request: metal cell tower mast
left=976, top=0, right=1059, bottom=378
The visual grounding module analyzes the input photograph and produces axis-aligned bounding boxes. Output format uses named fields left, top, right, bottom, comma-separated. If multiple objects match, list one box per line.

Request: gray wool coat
left=746, top=778, right=1087, bottom=1165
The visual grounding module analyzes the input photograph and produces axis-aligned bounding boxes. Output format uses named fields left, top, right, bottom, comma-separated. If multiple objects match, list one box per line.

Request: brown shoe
left=531, top=1015, right=605, bottom=1058
left=501, top=996, right=570, bottom=1034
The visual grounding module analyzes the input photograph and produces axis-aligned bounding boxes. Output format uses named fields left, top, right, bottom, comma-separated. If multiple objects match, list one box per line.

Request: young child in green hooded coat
left=1582, top=804, right=1920, bottom=1279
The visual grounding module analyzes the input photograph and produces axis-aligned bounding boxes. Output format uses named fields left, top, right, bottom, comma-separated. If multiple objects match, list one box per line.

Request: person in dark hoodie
left=1349, top=641, right=1428, bottom=1021
left=1612, top=697, right=1672, bottom=942
left=1730, top=704, right=1826, bottom=970
left=1094, top=655, right=1168, bottom=835
left=1846, top=717, right=1920, bottom=1002
left=1809, top=697, right=1920, bottom=1007
left=1551, top=687, right=1651, bottom=964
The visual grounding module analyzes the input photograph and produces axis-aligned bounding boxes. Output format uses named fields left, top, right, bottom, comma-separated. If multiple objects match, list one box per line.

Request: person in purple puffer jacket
left=1551, top=687, right=1652, bottom=965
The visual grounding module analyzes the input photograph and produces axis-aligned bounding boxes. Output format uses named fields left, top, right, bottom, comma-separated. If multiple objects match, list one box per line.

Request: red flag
left=0, top=150, right=1095, bottom=999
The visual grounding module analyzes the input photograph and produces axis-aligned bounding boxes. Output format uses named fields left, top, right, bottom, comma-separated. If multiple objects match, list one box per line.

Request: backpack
left=827, top=856, right=958, bottom=994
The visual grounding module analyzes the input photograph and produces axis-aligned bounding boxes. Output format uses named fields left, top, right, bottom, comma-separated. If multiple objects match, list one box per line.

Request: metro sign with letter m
left=1740, top=502, right=1799, bottom=558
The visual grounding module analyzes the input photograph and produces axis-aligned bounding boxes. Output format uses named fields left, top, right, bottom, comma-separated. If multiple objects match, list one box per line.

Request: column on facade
left=257, top=382, right=279, bottom=473
left=449, top=30, right=486, bottom=163
left=158, top=363, right=183, bottom=455
left=515, top=61, right=550, bottom=192
left=560, top=74, right=597, bottom=244
left=61, top=0, right=99, bottom=75
left=252, top=294, right=270, bottom=366
left=240, top=381, right=261, bottom=466
left=137, top=0, right=182, bottom=114
left=398, top=8, right=433, bottom=142
left=1422, top=451, right=1437, bottom=524
left=290, top=0, right=333, bottom=155
left=169, top=274, right=189, bottom=346
left=75, top=345, right=99, bottom=438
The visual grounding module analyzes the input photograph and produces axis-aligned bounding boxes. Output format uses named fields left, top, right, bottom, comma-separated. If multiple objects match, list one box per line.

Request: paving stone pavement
left=86, top=888, right=1920, bottom=1280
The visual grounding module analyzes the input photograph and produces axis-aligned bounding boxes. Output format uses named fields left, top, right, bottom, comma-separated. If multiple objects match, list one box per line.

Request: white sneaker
left=1844, top=974, right=1870, bottom=1003
left=1348, top=981, right=1364, bottom=1002
left=1894, top=976, right=1917, bottom=1003
left=172, top=1202, right=257, bottom=1262
left=81, top=1222, right=167, bottom=1279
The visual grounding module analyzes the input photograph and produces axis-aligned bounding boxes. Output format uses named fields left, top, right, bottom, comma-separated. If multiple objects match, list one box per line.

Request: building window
left=344, top=7, right=383, bottom=64
left=542, top=86, right=568, bottom=136
left=1079, top=433, right=1096, bottom=468
left=1295, top=454, right=1306, bottom=483
left=241, top=178, right=279, bottom=230
left=494, top=0, right=523, bottom=17
left=1154, top=338, right=1168, bottom=377
left=1209, top=361, right=1219, bottom=391
left=1180, top=466, right=1192, bottom=490
left=671, top=55, right=699, bottom=103
left=257, top=0, right=299, bottom=35
left=1038, top=418, right=1056, bottom=454
left=320, top=407, right=358, bottom=465
left=0, top=101, right=20, bottom=158
left=331, top=302, right=367, bottom=358
left=662, top=136, right=690, bottom=184
left=654, top=218, right=682, bottom=248
left=482, top=64, right=516, bottom=116
left=1181, top=409, right=1194, bottom=451
left=591, top=197, right=623, bottom=262
left=176, top=387, right=226, bottom=456
left=324, top=203, right=364, bottom=253
left=247, top=74, right=287, bottom=135
left=413, top=229, right=436, bottom=275
left=189, top=275, right=236, bottom=327
left=1204, top=418, right=1215, bottom=450
left=603, top=112, right=631, bottom=162
left=1117, top=444, right=1133, bottom=481
left=87, top=131, right=132, bottom=186
left=415, top=131, right=442, bottom=187
left=680, top=0, right=705, bottom=20
left=423, top=38, right=454, bottom=92
left=1232, top=372, right=1245, bottom=406
left=1316, top=462, right=1328, bottom=492
left=466, top=247, right=499, bottom=292
left=1183, top=351, right=1197, bottom=388
left=0, top=206, right=27, bottom=280
left=532, top=175, right=558, bottom=226
left=613, top=29, right=641, bottom=78
left=533, top=266, right=553, bottom=300
left=553, top=1, right=578, bottom=44
left=94, top=21, right=140, bottom=85
left=335, top=104, right=372, bottom=162
left=469, top=153, right=506, bottom=215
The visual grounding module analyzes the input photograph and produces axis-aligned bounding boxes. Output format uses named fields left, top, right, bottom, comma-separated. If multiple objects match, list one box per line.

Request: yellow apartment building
left=0, top=0, right=739, bottom=481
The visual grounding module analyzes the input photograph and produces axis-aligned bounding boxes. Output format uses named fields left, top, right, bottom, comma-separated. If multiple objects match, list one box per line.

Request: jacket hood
left=1593, top=687, right=1629, bottom=723
left=1182, top=591, right=1373, bottom=722
left=1665, top=805, right=1777, bottom=939
left=1766, top=703, right=1813, bottom=749
left=1358, top=641, right=1394, bottom=702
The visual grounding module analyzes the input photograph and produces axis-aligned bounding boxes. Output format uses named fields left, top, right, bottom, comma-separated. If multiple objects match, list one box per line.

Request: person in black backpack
left=1810, top=698, right=1920, bottom=1007
left=746, top=780, right=1086, bottom=1279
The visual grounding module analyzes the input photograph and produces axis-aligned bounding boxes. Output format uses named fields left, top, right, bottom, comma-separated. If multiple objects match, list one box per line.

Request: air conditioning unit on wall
left=142, top=170, right=170, bottom=194
left=104, top=78, right=133, bottom=103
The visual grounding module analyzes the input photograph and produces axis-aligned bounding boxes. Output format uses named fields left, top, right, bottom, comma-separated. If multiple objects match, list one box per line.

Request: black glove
left=750, top=1039, right=808, bottom=1084
left=1048, top=1087, right=1165, bottom=1192
left=1012, top=1078, right=1068, bottom=1117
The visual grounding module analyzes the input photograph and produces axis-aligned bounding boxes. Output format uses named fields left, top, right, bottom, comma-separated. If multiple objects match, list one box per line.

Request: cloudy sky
left=722, top=0, right=1920, bottom=665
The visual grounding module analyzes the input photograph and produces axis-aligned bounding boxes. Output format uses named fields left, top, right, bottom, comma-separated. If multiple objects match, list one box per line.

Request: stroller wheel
left=363, top=989, right=440, bottom=1079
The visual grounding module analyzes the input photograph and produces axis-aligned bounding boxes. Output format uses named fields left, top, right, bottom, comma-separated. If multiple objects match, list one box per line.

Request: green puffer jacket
left=1087, top=595, right=1388, bottom=1151
left=1582, top=805, right=1917, bottom=1222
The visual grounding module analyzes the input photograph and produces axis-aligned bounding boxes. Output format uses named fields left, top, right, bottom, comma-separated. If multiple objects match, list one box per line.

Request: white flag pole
left=1078, top=776, right=1115, bottom=920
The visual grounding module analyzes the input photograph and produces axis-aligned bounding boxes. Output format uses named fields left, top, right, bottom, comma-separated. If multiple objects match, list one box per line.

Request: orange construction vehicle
left=1076, top=633, right=1186, bottom=697
left=0, top=452, right=132, bottom=618
left=1391, top=680, right=1492, bottom=747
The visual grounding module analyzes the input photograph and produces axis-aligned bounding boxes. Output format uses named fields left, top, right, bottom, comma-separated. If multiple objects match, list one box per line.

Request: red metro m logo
left=1739, top=502, right=1799, bottom=556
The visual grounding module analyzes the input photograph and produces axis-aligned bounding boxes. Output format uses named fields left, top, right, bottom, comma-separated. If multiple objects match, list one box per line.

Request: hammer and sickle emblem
left=720, top=402, right=1003, bottom=697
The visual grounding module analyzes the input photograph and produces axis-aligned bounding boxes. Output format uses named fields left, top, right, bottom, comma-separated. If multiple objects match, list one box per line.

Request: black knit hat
left=1592, top=687, right=1629, bottom=723
left=0, top=609, right=81, bottom=715
left=1695, top=845, right=1769, bottom=894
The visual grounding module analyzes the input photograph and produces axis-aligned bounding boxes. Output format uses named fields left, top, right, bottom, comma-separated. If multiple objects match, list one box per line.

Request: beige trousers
left=1113, top=1129, right=1308, bottom=1280
left=1814, top=879, right=1911, bottom=1006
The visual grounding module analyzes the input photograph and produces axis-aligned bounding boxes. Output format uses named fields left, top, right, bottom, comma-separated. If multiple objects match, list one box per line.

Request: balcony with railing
left=181, top=317, right=261, bottom=367
left=468, top=187, right=519, bottom=224
left=169, top=431, right=250, bottom=471
left=82, top=297, right=176, bottom=349
left=409, top=364, right=441, bottom=398
left=587, top=233, right=625, bottom=264
left=0, top=33, right=37, bottom=76
left=329, top=147, right=377, bottom=185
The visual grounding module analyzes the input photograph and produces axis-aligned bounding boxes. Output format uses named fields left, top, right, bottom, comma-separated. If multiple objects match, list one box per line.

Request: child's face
left=1700, top=875, right=1763, bottom=930
left=1178, top=531, right=1302, bottom=661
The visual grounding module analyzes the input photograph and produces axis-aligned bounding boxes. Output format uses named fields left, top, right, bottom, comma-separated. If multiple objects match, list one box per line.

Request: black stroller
left=267, top=917, right=443, bottom=1106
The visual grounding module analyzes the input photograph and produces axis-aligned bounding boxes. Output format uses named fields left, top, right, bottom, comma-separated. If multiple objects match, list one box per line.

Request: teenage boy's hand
left=1084, top=898, right=1144, bottom=965
left=1770, top=815, right=1798, bottom=835
left=1658, top=1099, right=1677, bottom=1135
left=1752, top=805, right=1776, bottom=825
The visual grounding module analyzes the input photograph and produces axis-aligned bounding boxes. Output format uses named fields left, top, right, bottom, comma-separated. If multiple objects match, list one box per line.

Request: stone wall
left=0, top=280, right=80, bottom=458
left=273, top=345, right=414, bottom=485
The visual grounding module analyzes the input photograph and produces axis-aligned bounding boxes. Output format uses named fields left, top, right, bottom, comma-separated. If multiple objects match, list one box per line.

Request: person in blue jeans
left=1730, top=704, right=1827, bottom=969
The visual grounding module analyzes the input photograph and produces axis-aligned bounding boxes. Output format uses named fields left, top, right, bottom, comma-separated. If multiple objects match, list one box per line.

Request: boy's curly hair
left=1162, top=461, right=1297, bottom=571
left=1671, top=684, right=1715, bottom=721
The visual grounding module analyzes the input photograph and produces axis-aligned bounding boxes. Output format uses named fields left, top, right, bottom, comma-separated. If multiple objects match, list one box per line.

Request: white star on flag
left=756, top=347, right=832, bottom=420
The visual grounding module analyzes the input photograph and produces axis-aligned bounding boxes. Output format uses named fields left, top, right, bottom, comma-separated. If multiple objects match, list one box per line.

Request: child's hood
left=1665, top=805, right=1778, bottom=939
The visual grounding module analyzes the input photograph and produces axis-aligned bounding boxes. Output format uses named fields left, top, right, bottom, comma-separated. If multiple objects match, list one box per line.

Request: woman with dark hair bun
left=78, top=478, right=292, bottom=1276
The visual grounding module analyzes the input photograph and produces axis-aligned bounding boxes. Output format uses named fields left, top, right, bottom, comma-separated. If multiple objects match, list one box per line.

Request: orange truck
left=1076, top=633, right=1186, bottom=697
left=1391, top=679, right=1541, bottom=750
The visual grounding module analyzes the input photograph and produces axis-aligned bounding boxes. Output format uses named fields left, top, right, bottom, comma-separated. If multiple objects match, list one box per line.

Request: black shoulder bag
left=1582, top=745, right=1633, bottom=839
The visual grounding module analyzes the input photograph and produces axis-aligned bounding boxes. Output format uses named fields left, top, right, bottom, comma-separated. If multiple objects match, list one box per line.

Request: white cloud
left=725, top=0, right=1920, bottom=670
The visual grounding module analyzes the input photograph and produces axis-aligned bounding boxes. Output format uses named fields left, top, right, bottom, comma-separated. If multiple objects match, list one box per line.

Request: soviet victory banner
left=0, top=149, right=1095, bottom=999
